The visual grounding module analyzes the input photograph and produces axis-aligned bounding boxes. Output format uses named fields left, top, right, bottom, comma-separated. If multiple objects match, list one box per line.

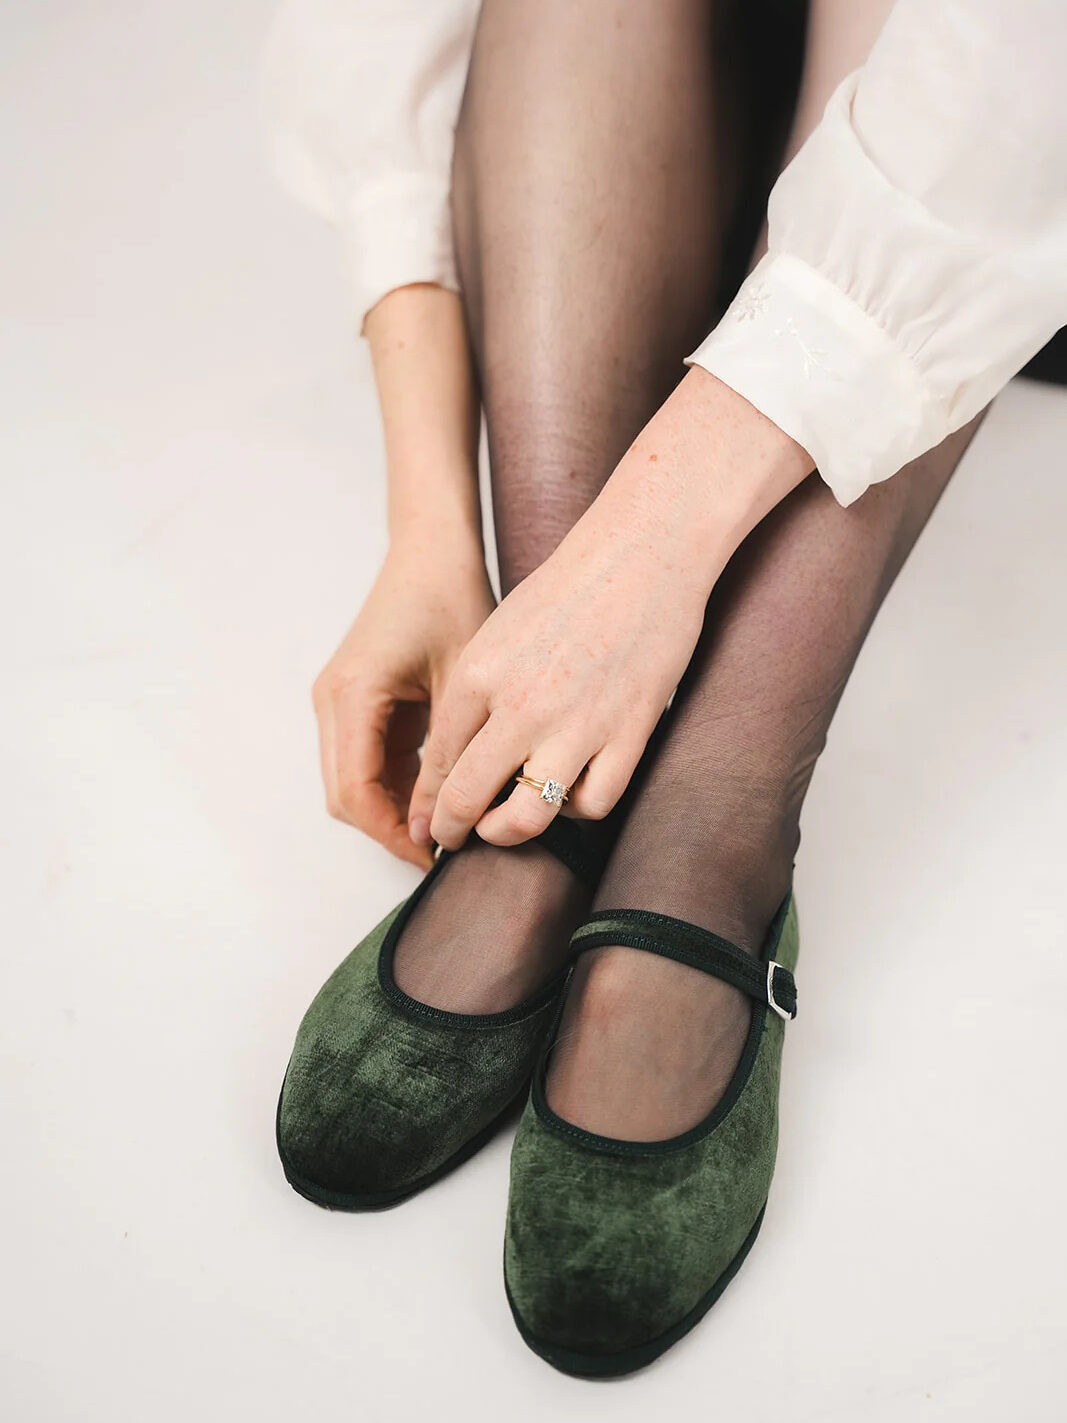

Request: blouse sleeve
left=261, top=0, right=478, bottom=329
left=687, top=0, right=1067, bottom=505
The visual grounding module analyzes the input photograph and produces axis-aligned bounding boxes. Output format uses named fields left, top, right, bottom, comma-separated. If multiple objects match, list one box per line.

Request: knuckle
left=508, top=804, right=547, bottom=839
left=430, top=811, right=464, bottom=849
left=420, top=729, right=455, bottom=777
left=440, top=781, right=481, bottom=823
left=335, top=778, right=364, bottom=819
left=423, top=743, right=453, bottom=779
left=315, top=672, right=355, bottom=714
left=458, top=657, right=493, bottom=696
left=577, top=790, right=615, bottom=821
left=408, top=789, right=433, bottom=822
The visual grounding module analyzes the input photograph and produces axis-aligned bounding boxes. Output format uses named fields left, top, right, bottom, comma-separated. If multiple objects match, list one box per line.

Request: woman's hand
left=407, top=370, right=814, bottom=851
left=406, top=516, right=705, bottom=850
left=315, top=532, right=494, bottom=867
left=318, top=282, right=485, bottom=865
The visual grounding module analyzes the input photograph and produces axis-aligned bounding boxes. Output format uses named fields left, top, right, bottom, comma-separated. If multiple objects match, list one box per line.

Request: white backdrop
left=2, top=3, right=1065, bottom=1420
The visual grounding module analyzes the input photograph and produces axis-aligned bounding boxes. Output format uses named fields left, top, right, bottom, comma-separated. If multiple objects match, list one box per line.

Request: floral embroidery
left=729, top=283, right=834, bottom=380
left=734, top=283, right=768, bottom=322
left=774, top=316, right=829, bottom=379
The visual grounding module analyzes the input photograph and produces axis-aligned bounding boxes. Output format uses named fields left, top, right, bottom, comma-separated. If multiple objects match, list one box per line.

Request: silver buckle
left=766, top=961, right=795, bottom=1021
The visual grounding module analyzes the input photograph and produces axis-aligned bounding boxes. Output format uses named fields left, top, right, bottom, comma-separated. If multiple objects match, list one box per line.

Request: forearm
left=364, top=284, right=483, bottom=553
left=316, top=286, right=492, bottom=864
left=567, top=369, right=814, bottom=601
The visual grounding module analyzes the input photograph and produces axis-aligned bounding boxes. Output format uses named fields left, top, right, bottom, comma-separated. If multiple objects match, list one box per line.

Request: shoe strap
left=533, top=814, right=606, bottom=890
left=569, top=905, right=797, bottom=1019
left=434, top=786, right=606, bottom=892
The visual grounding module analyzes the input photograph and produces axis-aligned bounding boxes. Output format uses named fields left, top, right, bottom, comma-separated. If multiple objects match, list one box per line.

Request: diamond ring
left=515, top=774, right=569, bottom=808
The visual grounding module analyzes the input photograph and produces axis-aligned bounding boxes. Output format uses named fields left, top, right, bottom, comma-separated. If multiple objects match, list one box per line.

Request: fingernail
left=409, top=817, right=430, bottom=847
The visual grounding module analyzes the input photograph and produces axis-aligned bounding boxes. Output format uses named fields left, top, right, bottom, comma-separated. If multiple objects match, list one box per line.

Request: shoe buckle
left=766, top=961, right=796, bottom=1022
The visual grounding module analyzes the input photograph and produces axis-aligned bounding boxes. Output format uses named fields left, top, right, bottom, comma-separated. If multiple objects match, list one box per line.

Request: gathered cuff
left=342, top=173, right=459, bottom=333
left=686, top=252, right=944, bottom=506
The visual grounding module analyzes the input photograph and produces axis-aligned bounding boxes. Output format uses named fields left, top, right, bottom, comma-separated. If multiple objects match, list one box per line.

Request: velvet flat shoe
left=276, top=816, right=603, bottom=1210
left=504, top=894, right=799, bottom=1376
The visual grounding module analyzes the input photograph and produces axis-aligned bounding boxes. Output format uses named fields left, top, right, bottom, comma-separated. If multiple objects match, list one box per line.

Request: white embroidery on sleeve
left=774, top=317, right=829, bottom=379
left=734, top=283, right=768, bottom=322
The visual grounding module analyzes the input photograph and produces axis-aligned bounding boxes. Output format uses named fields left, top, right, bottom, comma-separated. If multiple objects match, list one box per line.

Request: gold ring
left=515, top=774, right=569, bottom=808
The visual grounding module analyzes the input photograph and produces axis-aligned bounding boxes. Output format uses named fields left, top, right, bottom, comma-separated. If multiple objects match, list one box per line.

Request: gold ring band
left=515, top=774, right=569, bottom=807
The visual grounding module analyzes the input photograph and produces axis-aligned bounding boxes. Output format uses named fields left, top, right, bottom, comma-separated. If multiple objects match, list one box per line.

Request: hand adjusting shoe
left=276, top=813, right=605, bottom=1210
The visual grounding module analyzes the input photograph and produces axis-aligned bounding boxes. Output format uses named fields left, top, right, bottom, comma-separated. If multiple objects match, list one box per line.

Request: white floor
left=3, top=5, right=1066, bottom=1420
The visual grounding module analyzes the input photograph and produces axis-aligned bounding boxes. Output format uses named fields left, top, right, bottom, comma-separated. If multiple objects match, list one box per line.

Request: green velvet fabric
left=278, top=901, right=561, bottom=1201
left=504, top=897, right=799, bottom=1364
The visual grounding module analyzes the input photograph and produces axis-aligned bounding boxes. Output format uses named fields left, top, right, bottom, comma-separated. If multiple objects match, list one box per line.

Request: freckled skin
left=410, top=370, right=812, bottom=850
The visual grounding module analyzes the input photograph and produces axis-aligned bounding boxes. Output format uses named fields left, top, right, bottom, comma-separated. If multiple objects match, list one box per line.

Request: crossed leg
left=392, top=0, right=728, bottom=1011
left=398, top=0, right=986, bottom=1113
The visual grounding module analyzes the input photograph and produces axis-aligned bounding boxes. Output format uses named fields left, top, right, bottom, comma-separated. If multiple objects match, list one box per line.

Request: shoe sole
left=504, top=1202, right=766, bottom=1378
left=275, top=1086, right=525, bottom=1212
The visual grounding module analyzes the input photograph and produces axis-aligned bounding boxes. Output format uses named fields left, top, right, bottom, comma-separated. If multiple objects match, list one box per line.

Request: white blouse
left=262, top=0, right=1067, bottom=506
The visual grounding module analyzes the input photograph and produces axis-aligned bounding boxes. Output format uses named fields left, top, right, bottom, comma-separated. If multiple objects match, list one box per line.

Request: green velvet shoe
left=504, top=893, right=799, bottom=1376
left=276, top=816, right=603, bottom=1211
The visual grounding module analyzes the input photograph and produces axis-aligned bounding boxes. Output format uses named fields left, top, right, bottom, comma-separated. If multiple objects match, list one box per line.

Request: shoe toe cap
left=276, top=1052, right=431, bottom=1202
left=505, top=1175, right=690, bottom=1362
left=504, top=1102, right=766, bottom=1370
left=506, top=1256, right=680, bottom=1365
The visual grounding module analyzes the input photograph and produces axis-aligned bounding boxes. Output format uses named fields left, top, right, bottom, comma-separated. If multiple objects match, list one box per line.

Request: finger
left=340, top=766, right=433, bottom=869
left=381, top=699, right=430, bottom=822
left=428, top=715, right=528, bottom=851
left=330, top=679, right=389, bottom=825
left=563, top=738, right=644, bottom=822
left=313, top=679, right=342, bottom=819
left=354, top=778, right=434, bottom=868
left=474, top=738, right=594, bottom=847
left=407, top=674, right=490, bottom=846
left=330, top=682, right=433, bottom=867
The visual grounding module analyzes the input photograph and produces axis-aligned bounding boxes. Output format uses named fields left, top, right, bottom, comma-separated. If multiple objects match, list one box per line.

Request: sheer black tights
left=550, top=420, right=982, bottom=1138
left=397, top=1, right=984, bottom=1143
left=395, top=0, right=726, bottom=1011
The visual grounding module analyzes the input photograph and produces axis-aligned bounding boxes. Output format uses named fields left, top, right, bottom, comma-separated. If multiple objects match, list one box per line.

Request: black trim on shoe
left=505, top=1203, right=768, bottom=1378
left=376, top=852, right=571, bottom=1030
left=376, top=790, right=610, bottom=1030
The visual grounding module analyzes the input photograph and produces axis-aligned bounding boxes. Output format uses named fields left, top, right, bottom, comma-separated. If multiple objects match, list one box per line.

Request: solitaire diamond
left=540, top=778, right=567, bottom=807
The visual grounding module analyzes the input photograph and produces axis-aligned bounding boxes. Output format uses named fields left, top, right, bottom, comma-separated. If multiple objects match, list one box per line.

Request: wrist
left=675, top=368, right=813, bottom=533
left=387, top=498, right=487, bottom=577
left=601, top=368, right=814, bottom=593
left=387, top=455, right=482, bottom=544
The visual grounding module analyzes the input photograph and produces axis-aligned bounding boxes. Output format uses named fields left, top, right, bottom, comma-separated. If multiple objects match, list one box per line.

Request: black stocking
left=547, top=417, right=985, bottom=1138
left=396, top=0, right=978, bottom=1108
left=394, top=0, right=734, bottom=1011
